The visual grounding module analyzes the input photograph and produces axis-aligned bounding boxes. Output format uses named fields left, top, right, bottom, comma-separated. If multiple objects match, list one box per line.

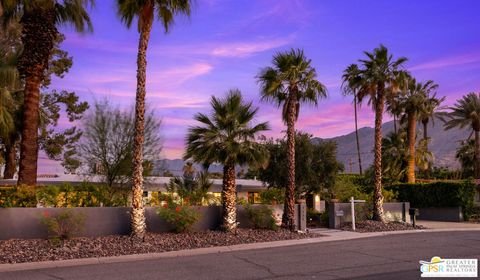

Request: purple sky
left=49, top=0, right=480, bottom=162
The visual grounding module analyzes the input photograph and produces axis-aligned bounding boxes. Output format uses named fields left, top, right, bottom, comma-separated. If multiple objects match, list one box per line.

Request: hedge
left=387, top=180, right=477, bottom=219
left=0, top=183, right=130, bottom=208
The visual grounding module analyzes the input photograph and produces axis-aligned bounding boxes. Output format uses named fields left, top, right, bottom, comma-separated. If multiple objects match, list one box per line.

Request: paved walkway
left=417, top=220, right=480, bottom=229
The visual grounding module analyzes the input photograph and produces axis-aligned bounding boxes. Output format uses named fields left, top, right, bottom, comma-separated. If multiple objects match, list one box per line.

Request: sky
left=46, top=0, right=480, bottom=168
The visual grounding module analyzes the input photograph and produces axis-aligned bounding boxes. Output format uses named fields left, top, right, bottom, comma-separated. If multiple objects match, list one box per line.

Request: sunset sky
left=47, top=0, right=480, bottom=167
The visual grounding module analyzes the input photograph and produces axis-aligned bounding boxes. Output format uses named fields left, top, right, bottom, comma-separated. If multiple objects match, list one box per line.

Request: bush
left=259, top=188, right=285, bottom=205
left=1, top=183, right=129, bottom=208
left=329, top=174, right=369, bottom=202
left=40, top=210, right=85, bottom=240
left=157, top=205, right=201, bottom=233
left=0, top=185, right=37, bottom=207
left=245, top=204, right=278, bottom=230
left=307, top=208, right=325, bottom=227
left=387, top=180, right=477, bottom=219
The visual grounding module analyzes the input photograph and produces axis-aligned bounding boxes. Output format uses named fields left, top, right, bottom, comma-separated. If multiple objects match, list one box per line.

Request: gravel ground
left=341, top=220, right=426, bottom=233
left=0, top=229, right=317, bottom=264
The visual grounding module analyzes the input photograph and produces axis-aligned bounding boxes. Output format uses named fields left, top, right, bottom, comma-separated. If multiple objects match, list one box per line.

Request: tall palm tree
left=398, top=78, right=438, bottom=183
left=442, top=93, right=480, bottom=178
left=356, top=45, right=407, bottom=222
left=419, top=91, right=445, bottom=147
left=257, top=49, right=327, bottom=230
left=184, top=89, right=269, bottom=231
left=1, top=0, right=93, bottom=186
left=341, top=64, right=363, bottom=175
left=116, top=0, right=191, bottom=239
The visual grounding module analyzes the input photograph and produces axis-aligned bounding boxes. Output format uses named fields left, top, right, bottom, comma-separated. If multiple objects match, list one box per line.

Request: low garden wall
left=0, top=204, right=305, bottom=240
left=417, top=207, right=464, bottom=222
left=328, top=202, right=410, bottom=229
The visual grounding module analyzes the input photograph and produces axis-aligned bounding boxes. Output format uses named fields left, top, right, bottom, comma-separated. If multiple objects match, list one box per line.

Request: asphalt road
left=2, top=231, right=480, bottom=280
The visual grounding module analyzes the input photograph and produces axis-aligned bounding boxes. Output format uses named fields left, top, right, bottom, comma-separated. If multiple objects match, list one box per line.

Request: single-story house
left=0, top=174, right=324, bottom=211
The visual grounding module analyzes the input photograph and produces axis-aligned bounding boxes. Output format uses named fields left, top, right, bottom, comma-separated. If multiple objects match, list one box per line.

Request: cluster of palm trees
left=184, top=49, right=328, bottom=231
left=2, top=1, right=479, bottom=237
left=342, top=45, right=480, bottom=221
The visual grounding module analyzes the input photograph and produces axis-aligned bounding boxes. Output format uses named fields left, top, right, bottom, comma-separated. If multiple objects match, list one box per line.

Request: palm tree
left=341, top=64, right=363, bottom=175
left=382, top=129, right=433, bottom=183
left=0, top=21, right=22, bottom=179
left=1, top=0, right=93, bottom=186
left=167, top=171, right=214, bottom=206
left=184, top=89, right=269, bottom=231
left=398, top=78, right=438, bottom=183
left=443, top=93, right=480, bottom=178
left=116, top=0, right=191, bottom=239
left=356, top=45, right=407, bottom=222
left=419, top=91, right=445, bottom=148
left=455, top=139, right=475, bottom=178
left=257, top=49, right=327, bottom=230
left=386, top=97, right=403, bottom=134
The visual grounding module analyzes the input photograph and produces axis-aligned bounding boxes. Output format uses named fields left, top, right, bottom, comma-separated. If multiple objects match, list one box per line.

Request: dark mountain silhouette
left=157, top=119, right=470, bottom=175
left=314, top=119, right=470, bottom=173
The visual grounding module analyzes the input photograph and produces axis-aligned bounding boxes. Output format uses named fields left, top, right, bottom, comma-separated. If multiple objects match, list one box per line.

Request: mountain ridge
left=158, top=119, right=470, bottom=174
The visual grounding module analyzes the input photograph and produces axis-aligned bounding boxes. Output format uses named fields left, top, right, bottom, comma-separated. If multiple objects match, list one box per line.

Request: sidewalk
left=416, top=220, right=480, bottom=229
left=1, top=225, right=479, bottom=273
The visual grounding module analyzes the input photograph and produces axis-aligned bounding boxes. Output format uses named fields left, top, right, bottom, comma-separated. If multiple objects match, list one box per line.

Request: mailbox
left=409, top=208, right=419, bottom=227
left=409, top=208, right=419, bottom=216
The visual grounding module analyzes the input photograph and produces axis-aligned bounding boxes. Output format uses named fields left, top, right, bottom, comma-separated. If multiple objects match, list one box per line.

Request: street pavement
left=1, top=231, right=479, bottom=280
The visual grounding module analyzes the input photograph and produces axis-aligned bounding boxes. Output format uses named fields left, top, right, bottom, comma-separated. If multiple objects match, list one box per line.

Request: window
left=248, top=192, right=261, bottom=204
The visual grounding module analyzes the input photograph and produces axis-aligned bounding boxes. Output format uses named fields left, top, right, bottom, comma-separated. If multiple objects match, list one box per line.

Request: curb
left=1, top=228, right=479, bottom=273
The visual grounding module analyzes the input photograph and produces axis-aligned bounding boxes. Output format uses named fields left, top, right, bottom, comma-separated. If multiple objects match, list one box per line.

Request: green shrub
left=2, top=183, right=130, bottom=208
left=40, top=210, right=85, bottom=240
left=307, top=208, right=325, bottom=227
left=157, top=205, right=201, bottom=233
left=0, top=185, right=37, bottom=207
left=387, top=180, right=476, bottom=219
left=330, top=174, right=369, bottom=202
left=245, top=204, right=278, bottom=230
left=259, top=188, right=285, bottom=205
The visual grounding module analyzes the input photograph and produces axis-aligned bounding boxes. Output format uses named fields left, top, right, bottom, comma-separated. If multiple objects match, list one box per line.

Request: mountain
left=314, top=119, right=470, bottom=173
left=156, top=119, right=470, bottom=175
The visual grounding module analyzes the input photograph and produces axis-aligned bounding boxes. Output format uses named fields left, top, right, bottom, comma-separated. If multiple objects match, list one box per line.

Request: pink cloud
left=211, top=38, right=293, bottom=57
left=409, top=51, right=480, bottom=71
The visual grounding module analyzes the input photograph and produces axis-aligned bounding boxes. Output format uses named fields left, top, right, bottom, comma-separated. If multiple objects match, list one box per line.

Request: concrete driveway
left=1, top=231, right=479, bottom=280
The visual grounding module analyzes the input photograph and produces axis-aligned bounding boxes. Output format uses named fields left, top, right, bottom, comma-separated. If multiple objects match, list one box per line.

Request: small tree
left=257, top=132, right=343, bottom=197
left=76, top=100, right=162, bottom=187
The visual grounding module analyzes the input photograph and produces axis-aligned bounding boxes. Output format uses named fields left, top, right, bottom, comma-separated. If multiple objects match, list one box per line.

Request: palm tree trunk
left=17, top=10, right=57, bottom=186
left=282, top=93, right=297, bottom=230
left=131, top=4, right=153, bottom=240
left=3, top=141, right=17, bottom=179
left=393, top=115, right=397, bottom=134
left=17, top=74, right=42, bottom=185
left=354, top=94, right=363, bottom=175
left=475, top=129, right=480, bottom=179
left=422, top=119, right=428, bottom=143
left=407, top=112, right=416, bottom=183
left=372, top=92, right=385, bottom=223
left=221, top=163, right=237, bottom=231
left=422, top=119, right=430, bottom=178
